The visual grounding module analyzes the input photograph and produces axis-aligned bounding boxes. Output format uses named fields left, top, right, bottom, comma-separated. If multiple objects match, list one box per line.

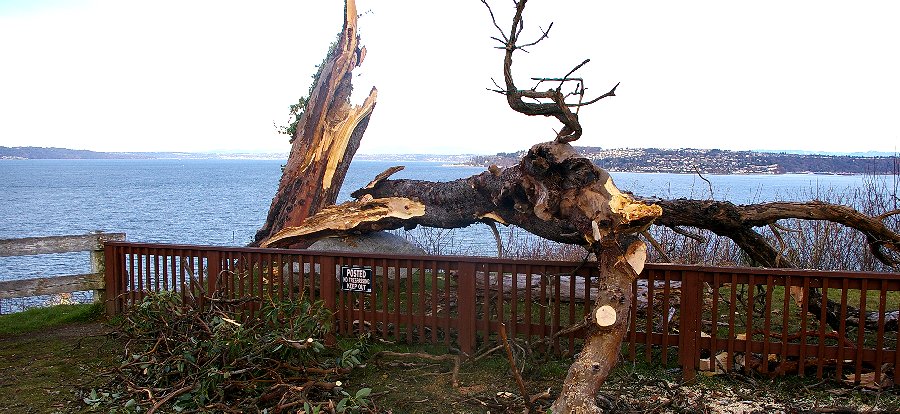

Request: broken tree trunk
left=251, top=0, right=377, bottom=248
left=551, top=238, right=646, bottom=414
left=259, top=141, right=662, bottom=249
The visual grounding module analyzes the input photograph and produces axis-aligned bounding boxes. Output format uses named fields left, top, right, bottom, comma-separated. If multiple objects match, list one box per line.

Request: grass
left=0, top=303, right=103, bottom=336
left=0, top=303, right=118, bottom=414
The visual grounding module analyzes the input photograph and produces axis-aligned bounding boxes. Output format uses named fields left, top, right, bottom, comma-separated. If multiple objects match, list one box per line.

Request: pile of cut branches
left=89, top=292, right=374, bottom=413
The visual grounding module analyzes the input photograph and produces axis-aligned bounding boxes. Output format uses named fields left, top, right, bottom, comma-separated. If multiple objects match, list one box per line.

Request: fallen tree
left=255, top=1, right=900, bottom=412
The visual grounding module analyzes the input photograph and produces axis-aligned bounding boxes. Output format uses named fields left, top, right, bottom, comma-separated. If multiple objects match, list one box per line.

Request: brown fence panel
left=104, top=242, right=900, bottom=383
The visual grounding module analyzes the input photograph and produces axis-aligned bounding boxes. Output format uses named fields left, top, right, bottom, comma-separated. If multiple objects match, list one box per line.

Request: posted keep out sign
left=340, top=265, right=373, bottom=293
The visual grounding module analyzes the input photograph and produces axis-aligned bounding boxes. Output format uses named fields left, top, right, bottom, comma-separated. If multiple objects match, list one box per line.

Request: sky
left=1, top=1, right=898, bottom=155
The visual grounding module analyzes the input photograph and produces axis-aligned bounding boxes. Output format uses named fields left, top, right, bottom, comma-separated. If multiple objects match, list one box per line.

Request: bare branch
left=560, top=59, right=591, bottom=87
left=479, top=0, right=509, bottom=43
left=694, top=165, right=714, bottom=200
left=355, top=166, right=404, bottom=197
left=568, top=82, right=619, bottom=107
left=877, top=208, right=900, bottom=221
left=668, top=225, right=707, bottom=243
left=641, top=230, right=673, bottom=263
left=516, top=22, right=553, bottom=50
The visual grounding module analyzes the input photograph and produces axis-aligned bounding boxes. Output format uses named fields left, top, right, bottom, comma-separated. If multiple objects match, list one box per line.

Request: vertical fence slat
left=835, top=278, right=850, bottom=380
left=876, top=279, right=887, bottom=385
left=568, top=266, right=576, bottom=355
left=727, top=273, right=737, bottom=372
left=524, top=264, right=533, bottom=343
left=144, top=248, right=152, bottom=298
left=153, top=253, right=160, bottom=293
left=510, top=264, right=518, bottom=338
left=321, top=256, right=336, bottom=346
left=539, top=267, right=548, bottom=350
left=645, top=268, right=656, bottom=362
left=854, top=279, right=868, bottom=383
left=103, top=245, right=116, bottom=315
left=135, top=249, right=143, bottom=300
left=482, top=265, right=492, bottom=345
left=798, top=276, right=811, bottom=376
left=457, top=261, right=476, bottom=357
left=817, top=278, right=830, bottom=378
left=430, top=261, right=438, bottom=343
left=745, top=273, right=755, bottom=368
left=780, top=275, right=791, bottom=374
left=679, top=270, right=701, bottom=381
left=444, top=261, right=452, bottom=346
left=381, top=258, right=390, bottom=340
left=761, top=275, right=774, bottom=375
left=894, top=281, right=900, bottom=386
left=553, top=266, right=562, bottom=354
left=629, top=274, right=638, bottom=362
left=661, top=270, right=672, bottom=365
left=498, top=265, right=506, bottom=341
left=710, top=272, right=720, bottom=370
left=208, top=251, right=221, bottom=300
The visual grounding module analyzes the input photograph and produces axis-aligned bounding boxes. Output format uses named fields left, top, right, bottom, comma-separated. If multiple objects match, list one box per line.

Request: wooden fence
left=103, top=241, right=900, bottom=385
left=0, top=233, right=125, bottom=302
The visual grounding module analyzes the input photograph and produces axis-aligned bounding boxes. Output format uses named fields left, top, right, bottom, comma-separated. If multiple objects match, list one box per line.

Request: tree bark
left=259, top=141, right=662, bottom=249
left=550, top=238, right=646, bottom=414
left=251, top=0, right=377, bottom=248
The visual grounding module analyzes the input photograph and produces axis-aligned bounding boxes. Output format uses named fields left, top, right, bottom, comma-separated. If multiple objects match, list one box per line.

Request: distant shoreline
left=2, top=146, right=896, bottom=176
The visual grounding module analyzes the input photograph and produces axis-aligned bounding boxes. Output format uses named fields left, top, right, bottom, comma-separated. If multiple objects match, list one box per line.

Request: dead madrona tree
left=255, top=1, right=900, bottom=412
left=251, top=0, right=376, bottom=249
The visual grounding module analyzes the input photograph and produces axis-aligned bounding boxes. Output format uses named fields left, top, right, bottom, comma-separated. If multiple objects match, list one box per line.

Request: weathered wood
left=0, top=273, right=104, bottom=300
left=0, top=233, right=125, bottom=257
left=252, top=0, right=377, bottom=248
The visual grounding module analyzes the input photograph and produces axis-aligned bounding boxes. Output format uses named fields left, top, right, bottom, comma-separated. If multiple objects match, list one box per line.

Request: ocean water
left=0, top=158, right=877, bottom=311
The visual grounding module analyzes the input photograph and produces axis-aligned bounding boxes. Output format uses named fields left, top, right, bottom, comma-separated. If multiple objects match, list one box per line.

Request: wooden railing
left=0, top=233, right=125, bottom=302
left=104, top=241, right=900, bottom=385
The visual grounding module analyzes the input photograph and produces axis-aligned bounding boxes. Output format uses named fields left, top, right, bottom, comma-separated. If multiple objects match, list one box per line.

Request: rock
left=286, top=232, right=425, bottom=278
left=308, top=232, right=426, bottom=256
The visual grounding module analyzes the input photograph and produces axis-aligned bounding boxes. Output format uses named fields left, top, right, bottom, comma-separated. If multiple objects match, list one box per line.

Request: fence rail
left=0, top=233, right=125, bottom=301
left=104, top=241, right=900, bottom=385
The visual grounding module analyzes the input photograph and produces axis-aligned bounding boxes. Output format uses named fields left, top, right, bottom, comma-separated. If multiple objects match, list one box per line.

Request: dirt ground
left=2, top=322, right=899, bottom=413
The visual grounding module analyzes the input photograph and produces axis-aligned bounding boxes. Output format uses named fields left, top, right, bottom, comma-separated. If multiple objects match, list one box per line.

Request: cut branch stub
left=594, top=305, right=616, bottom=327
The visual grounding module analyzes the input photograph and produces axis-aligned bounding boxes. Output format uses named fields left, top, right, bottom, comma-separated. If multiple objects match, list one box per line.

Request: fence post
left=93, top=232, right=125, bottom=312
left=102, top=243, right=117, bottom=315
left=456, top=262, right=477, bottom=358
left=321, top=256, right=337, bottom=346
left=678, top=270, right=703, bottom=381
